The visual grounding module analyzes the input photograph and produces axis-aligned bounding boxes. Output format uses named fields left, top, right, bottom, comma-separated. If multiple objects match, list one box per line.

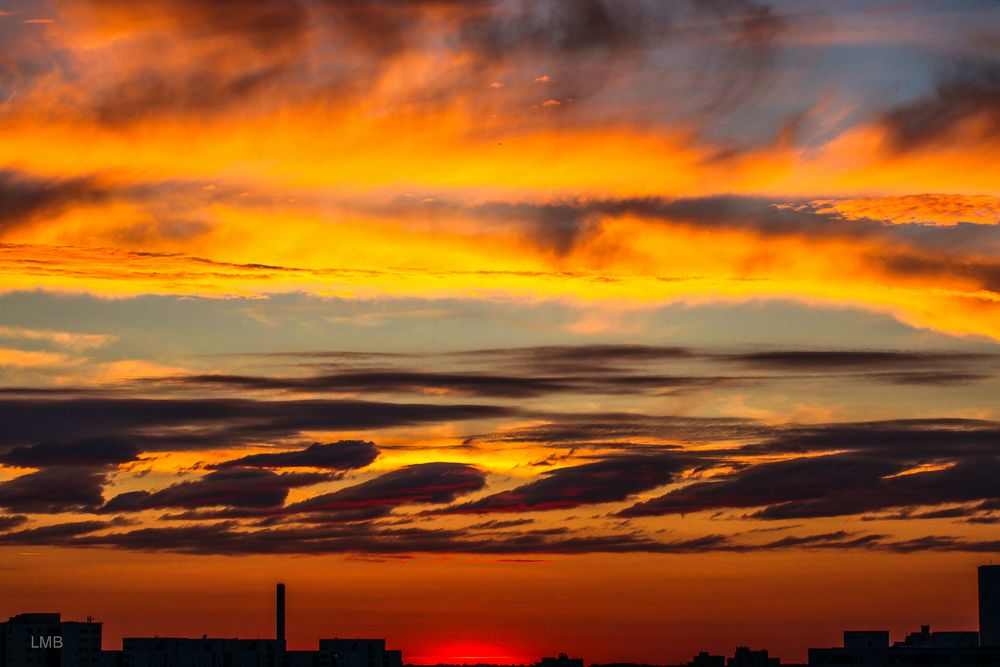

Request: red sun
left=409, top=639, right=535, bottom=665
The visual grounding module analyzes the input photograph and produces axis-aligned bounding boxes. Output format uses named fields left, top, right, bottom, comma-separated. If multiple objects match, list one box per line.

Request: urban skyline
left=3, top=566, right=1000, bottom=666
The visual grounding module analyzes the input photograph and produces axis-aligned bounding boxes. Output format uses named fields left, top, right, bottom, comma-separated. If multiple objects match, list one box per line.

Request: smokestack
left=981, top=566, right=1000, bottom=647
left=276, top=583, right=286, bottom=643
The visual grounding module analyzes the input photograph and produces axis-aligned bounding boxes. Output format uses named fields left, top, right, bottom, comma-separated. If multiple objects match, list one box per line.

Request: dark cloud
left=0, top=169, right=106, bottom=233
left=0, top=396, right=512, bottom=450
left=287, top=462, right=486, bottom=512
left=0, top=514, right=28, bottom=531
left=156, top=462, right=491, bottom=521
left=687, top=0, right=786, bottom=113
left=0, top=520, right=115, bottom=545
left=92, top=63, right=295, bottom=126
left=44, top=0, right=800, bottom=131
left=758, top=531, right=885, bottom=550
left=273, top=506, right=393, bottom=525
left=966, top=516, right=1000, bottom=525
left=162, top=369, right=744, bottom=399
left=459, top=344, right=693, bottom=372
left=750, top=418, right=1000, bottom=458
left=168, top=371, right=581, bottom=398
left=464, top=518, right=536, bottom=530
left=101, top=468, right=331, bottom=512
left=466, top=413, right=766, bottom=448
left=751, top=458, right=1000, bottom=520
left=882, top=535, right=1000, bottom=554
left=11, top=519, right=997, bottom=556
left=58, top=522, right=710, bottom=556
left=159, top=505, right=393, bottom=525
left=436, top=455, right=691, bottom=514
left=882, top=61, right=1000, bottom=153
left=212, top=440, right=378, bottom=470
left=378, top=192, right=1000, bottom=269
left=0, top=467, right=108, bottom=513
left=151, top=344, right=993, bottom=401
left=382, top=194, right=876, bottom=255
left=0, top=437, right=140, bottom=468
left=724, top=350, right=990, bottom=370
left=72, top=0, right=311, bottom=50
left=861, top=505, right=988, bottom=521
left=860, top=371, right=990, bottom=386
left=66, top=0, right=670, bottom=123
left=459, top=0, right=659, bottom=60
left=619, top=451, right=1000, bottom=520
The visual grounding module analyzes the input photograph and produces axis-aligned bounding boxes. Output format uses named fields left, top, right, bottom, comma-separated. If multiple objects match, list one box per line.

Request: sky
left=0, top=0, right=998, bottom=663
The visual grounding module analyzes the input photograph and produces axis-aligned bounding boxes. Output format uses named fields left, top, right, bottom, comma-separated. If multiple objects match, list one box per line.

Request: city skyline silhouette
left=3, top=566, right=1000, bottom=666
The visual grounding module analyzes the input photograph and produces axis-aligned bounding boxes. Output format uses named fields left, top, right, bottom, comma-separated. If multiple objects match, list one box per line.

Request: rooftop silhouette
left=2, top=566, right=999, bottom=667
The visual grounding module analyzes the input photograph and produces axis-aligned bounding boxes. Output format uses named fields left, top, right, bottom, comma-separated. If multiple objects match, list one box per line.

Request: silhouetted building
left=727, top=647, right=778, bottom=667
left=895, top=624, right=978, bottom=648
left=120, top=637, right=284, bottom=667
left=809, top=565, right=1000, bottom=665
left=536, top=654, right=585, bottom=667
left=0, top=613, right=103, bottom=667
left=285, top=650, right=320, bottom=667
left=982, top=565, right=1000, bottom=647
left=687, top=651, right=726, bottom=667
left=0, top=585, right=403, bottom=667
left=317, top=638, right=401, bottom=667
left=842, top=632, right=888, bottom=650
left=810, top=625, right=1000, bottom=665
left=277, top=584, right=286, bottom=645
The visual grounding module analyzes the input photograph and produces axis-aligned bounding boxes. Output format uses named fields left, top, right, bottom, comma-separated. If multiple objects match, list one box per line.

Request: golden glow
left=809, top=194, right=1000, bottom=226
left=4, top=204, right=1000, bottom=340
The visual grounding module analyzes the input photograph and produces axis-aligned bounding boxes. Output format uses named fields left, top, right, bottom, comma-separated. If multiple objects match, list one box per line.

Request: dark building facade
left=727, top=647, right=778, bottom=667
left=0, top=613, right=103, bottom=667
left=317, top=639, right=401, bottom=667
left=536, top=654, right=585, bottom=667
left=981, top=565, right=1000, bottom=648
left=1, top=585, right=402, bottom=667
left=809, top=626, right=1000, bottom=665
left=809, top=565, right=1000, bottom=665
left=687, top=652, right=726, bottom=667
left=118, top=637, right=284, bottom=667
left=842, top=632, right=888, bottom=650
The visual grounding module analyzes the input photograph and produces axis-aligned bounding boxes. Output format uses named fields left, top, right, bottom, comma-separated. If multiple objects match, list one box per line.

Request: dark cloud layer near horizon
left=0, top=436, right=140, bottom=468
left=287, top=462, right=487, bottom=513
left=620, top=452, right=1000, bottom=520
left=435, top=455, right=692, bottom=514
left=0, top=346, right=996, bottom=553
left=0, top=467, right=108, bottom=513
left=101, top=468, right=332, bottom=513
left=0, top=517, right=996, bottom=556
left=0, top=396, right=513, bottom=450
left=211, top=440, right=378, bottom=471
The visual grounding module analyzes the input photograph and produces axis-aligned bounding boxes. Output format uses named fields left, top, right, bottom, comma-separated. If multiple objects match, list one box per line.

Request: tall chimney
left=276, top=582, right=286, bottom=642
left=981, top=565, right=1000, bottom=647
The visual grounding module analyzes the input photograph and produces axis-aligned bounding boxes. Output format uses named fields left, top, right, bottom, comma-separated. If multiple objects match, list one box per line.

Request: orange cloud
left=3, top=203, right=1000, bottom=341
left=0, top=348, right=68, bottom=367
left=0, top=326, right=115, bottom=350
left=808, top=194, right=1000, bottom=226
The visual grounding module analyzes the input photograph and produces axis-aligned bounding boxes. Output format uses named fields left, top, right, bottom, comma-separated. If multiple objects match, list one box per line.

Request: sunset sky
left=0, top=0, right=998, bottom=663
